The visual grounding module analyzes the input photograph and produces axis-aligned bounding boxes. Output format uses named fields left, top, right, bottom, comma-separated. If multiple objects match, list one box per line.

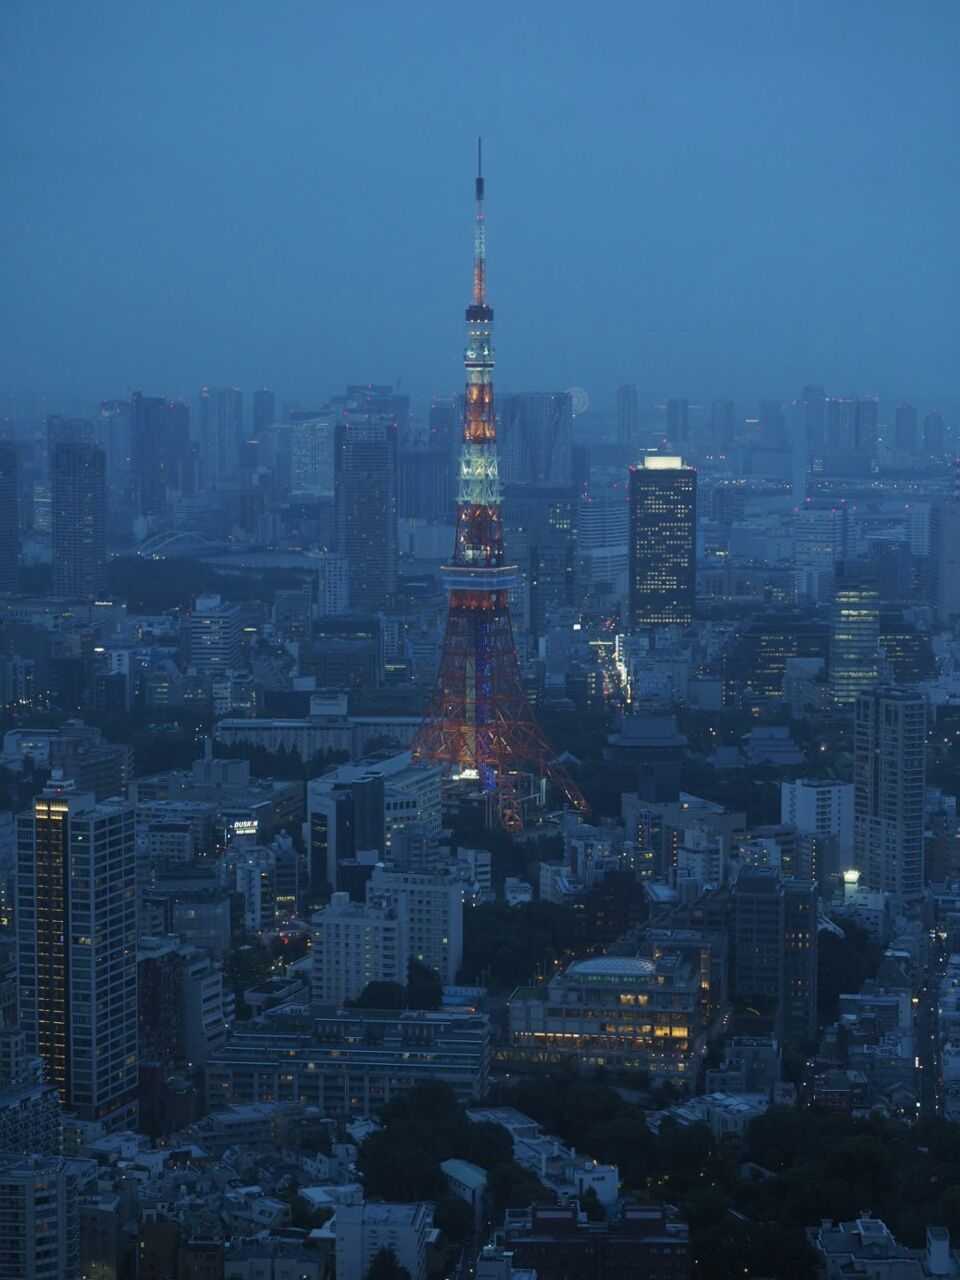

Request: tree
left=818, top=922, right=882, bottom=1024
left=580, top=1186, right=605, bottom=1222
left=407, top=958, right=442, bottom=1010
left=486, top=1162, right=553, bottom=1217
left=434, top=1194, right=475, bottom=1245
left=349, top=981, right=407, bottom=1010
left=364, top=1247, right=411, bottom=1280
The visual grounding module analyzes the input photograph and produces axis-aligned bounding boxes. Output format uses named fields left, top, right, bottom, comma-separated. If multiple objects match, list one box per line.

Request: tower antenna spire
left=473, top=136, right=486, bottom=306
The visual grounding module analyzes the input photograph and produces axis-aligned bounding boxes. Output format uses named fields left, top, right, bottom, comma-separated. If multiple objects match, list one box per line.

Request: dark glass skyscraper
left=334, top=416, right=398, bottom=612
left=51, top=441, right=106, bottom=598
left=628, top=455, right=697, bottom=628
left=0, top=443, right=19, bottom=593
left=617, top=384, right=640, bottom=449
left=130, top=391, right=168, bottom=517
left=200, top=386, right=243, bottom=487
left=496, top=391, right=573, bottom=486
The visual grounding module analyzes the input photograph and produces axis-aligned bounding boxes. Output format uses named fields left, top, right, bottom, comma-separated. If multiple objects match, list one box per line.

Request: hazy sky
left=2, top=1, right=959, bottom=411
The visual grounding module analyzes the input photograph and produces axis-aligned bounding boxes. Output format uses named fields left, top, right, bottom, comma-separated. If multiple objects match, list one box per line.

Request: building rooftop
left=567, top=956, right=656, bottom=979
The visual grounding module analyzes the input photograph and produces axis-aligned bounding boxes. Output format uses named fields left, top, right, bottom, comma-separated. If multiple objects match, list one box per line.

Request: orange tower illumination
left=412, top=143, right=587, bottom=830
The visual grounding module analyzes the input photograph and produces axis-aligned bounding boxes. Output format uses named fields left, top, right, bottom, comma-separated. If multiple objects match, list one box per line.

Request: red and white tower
left=412, top=144, right=587, bottom=831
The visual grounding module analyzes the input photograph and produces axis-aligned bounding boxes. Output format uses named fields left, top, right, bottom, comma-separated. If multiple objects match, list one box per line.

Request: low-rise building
left=502, top=1202, right=690, bottom=1280
left=207, top=1009, right=490, bottom=1114
left=808, top=1218, right=958, bottom=1279
left=335, top=1201, right=434, bottom=1280
left=507, top=952, right=707, bottom=1082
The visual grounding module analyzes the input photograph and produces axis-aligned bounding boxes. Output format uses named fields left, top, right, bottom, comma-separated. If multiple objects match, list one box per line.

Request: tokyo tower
left=412, top=143, right=587, bottom=831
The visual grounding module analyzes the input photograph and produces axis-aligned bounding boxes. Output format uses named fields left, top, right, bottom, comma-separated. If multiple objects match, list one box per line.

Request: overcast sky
left=1, top=1, right=958, bottom=412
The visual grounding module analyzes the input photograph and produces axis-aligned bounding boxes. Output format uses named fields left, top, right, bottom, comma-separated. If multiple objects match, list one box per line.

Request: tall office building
left=931, top=496, right=960, bottom=623
left=16, top=781, right=138, bottom=1129
left=665, top=399, right=689, bottom=448
left=252, top=388, right=275, bottom=435
left=894, top=403, right=918, bottom=453
left=799, top=384, right=827, bottom=455
left=186, top=594, right=242, bottom=674
left=96, top=400, right=133, bottom=492
left=824, top=396, right=878, bottom=456
left=854, top=687, right=926, bottom=899
left=924, top=410, right=946, bottom=457
left=828, top=558, right=880, bottom=708
left=617, top=384, right=641, bottom=449
left=628, top=455, right=697, bottom=628
left=497, top=392, right=573, bottom=486
left=334, top=417, right=398, bottom=612
left=290, top=411, right=337, bottom=496
left=200, top=386, right=242, bottom=487
left=758, top=399, right=786, bottom=447
left=732, top=867, right=818, bottom=1042
left=51, top=442, right=106, bottom=599
left=710, top=400, right=735, bottom=454
left=0, top=1154, right=89, bottom=1280
left=0, top=444, right=19, bottom=593
left=164, top=399, right=191, bottom=494
left=398, top=450, right=454, bottom=521
left=130, top=392, right=168, bottom=517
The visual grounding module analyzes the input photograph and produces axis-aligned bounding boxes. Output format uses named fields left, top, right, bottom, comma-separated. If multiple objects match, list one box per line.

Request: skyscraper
left=732, top=867, right=818, bottom=1043
left=824, top=396, right=878, bottom=456
left=710, top=400, right=735, bottom=454
left=799, top=384, right=827, bottom=455
left=51, top=442, right=106, bottom=599
left=200, top=386, right=242, bottom=487
left=334, top=416, right=398, bottom=612
left=853, top=686, right=926, bottom=899
left=0, top=443, right=19, bottom=593
left=758, top=399, right=786, bottom=447
left=828, top=558, right=880, bottom=708
left=130, top=391, right=168, bottom=517
left=96, top=399, right=133, bottom=492
left=617, top=384, right=640, bottom=449
left=924, top=410, right=946, bottom=457
left=894, top=403, right=918, bottom=453
left=931, top=494, right=960, bottom=624
left=497, top=392, right=573, bottom=486
left=665, top=399, right=689, bottom=449
left=16, top=780, right=138, bottom=1129
left=253, top=387, right=275, bottom=435
left=628, top=455, right=697, bottom=628
left=164, top=398, right=191, bottom=494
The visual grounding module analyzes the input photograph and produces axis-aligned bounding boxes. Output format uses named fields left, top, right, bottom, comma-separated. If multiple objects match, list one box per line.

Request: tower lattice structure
left=412, top=144, right=587, bottom=831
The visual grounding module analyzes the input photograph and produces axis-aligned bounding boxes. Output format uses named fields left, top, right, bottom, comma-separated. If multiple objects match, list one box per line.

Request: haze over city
left=2, top=0, right=959, bottom=409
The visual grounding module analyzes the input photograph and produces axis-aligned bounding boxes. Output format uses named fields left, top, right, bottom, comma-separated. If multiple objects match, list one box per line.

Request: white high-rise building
left=854, top=687, right=927, bottom=900
left=781, top=779, right=854, bottom=853
left=16, top=781, right=138, bottom=1131
left=367, top=866, right=464, bottom=985
left=311, top=892, right=408, bottom=1006
left=187, top=594, right=242, bottom=674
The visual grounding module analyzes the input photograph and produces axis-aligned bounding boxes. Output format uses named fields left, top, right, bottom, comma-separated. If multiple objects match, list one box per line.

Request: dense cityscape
left=2, top=5, right=960, bottom=1279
